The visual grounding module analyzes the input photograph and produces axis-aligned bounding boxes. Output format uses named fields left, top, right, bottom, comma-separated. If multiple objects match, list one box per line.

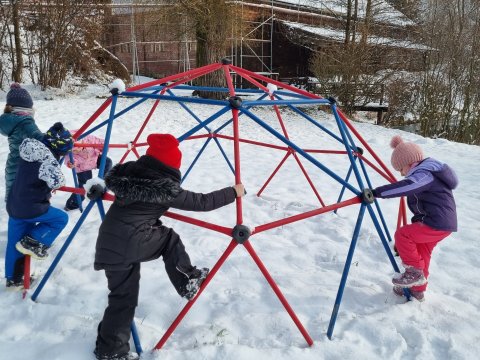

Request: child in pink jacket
left=64, top=131, right=112, bottom=211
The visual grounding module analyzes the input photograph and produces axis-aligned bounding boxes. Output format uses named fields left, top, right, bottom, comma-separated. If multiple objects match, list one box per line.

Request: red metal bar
left=184, top=134, right=211, bottom=141
left=215, top=134, right=289, bottom=151
left=304, top=149, right=347, bottom=154
left=253, top=196, right=362, bottom=234
left=401, top=197, right=407, bottom=225
left=232, top=69, right=270, bottom=93
left=257, top=152, right=291, bottom=197
left=154, top=240, right=238, bottom=350
left=162, top=65, right=222, bottom=91
left=230, top=65, right=319, bottom=99
left=243, top=241, right=313, bottom=346
left=223, top=64, right=236, bottom=96
left=223, top=66, right=244, bottom=225
left=119, top=149, right=132, bottom=164
left=58, top=186, right=86, bottom=195
left=356, top=154, right=392, bottom=183
left=58, top=188, right=233, bottom=236
left=291, top=152, right=326, bottom=207
left=74, top=98, right=112, bottom=139
left=162, top=212, right=233, bottom=237
left=127, top=63, right=222, bottom=92
left=74, top=143, right=129, bottom=149
left=232, top=107, right=243, bottom=225
left=132, top=147, right=141, bottom=159
left=22, top=255, right=31, bottom=299
left=339, top=117, right=397, bottom=183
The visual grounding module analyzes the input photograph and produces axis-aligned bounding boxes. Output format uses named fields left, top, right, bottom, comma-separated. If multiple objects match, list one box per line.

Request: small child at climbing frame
left=372, top=135, right=458, bottom=302
left=93, top=133, right=245, bottom=360
left=5, top=123, right=73, bottom=289
left=64, top=130, right=112, bottom=211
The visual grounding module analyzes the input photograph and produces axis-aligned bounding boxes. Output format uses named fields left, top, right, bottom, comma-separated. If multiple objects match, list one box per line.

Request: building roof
left=280, top=20, right=433, bottom=51
left=270, top=0, right=415, bottom=27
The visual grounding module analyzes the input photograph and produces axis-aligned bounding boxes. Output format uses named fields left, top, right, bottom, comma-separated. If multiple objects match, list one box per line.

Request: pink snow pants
left=395, top=222, right=451, bottom=292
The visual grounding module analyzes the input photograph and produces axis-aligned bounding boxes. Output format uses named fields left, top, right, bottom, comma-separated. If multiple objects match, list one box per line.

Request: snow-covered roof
left=280, top=20, right=433, bottom=51
left=273, top=0, right=415, bottom=27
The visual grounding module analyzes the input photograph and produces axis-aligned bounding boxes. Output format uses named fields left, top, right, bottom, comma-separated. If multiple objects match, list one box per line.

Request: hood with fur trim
left=105, top=155, right=182, bottom=204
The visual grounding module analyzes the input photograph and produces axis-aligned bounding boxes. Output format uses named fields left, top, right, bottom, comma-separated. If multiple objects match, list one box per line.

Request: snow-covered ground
left=0, top=83, right=479, bottom=360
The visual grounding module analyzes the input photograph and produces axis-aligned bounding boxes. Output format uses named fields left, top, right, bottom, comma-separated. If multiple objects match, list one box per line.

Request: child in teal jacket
left=0, top=84, right=44, bottom=199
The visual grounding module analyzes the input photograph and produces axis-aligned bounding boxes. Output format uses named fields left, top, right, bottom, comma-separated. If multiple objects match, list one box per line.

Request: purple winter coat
left=373, top=158, right=458, bottom=232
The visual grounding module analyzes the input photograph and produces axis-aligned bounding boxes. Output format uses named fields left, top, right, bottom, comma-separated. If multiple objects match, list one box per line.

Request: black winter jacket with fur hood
left=94, top=155, right=237, bottom=270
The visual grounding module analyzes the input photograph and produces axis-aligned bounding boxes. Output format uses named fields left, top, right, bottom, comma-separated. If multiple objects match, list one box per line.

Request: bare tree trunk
left=10, top=0, right=23, bottom=82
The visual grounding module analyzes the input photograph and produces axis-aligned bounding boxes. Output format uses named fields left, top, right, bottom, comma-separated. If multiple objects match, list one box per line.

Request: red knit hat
left=146, top=133, right=182, bottom=169
left=390, top=135, right=424, bottom=171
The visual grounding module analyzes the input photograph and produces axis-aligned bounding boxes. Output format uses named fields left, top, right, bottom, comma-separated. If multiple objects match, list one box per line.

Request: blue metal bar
left=213, top=93, right=269, bottom=135
left=331, top=104, right=365, bottom=190
left=97, top=94, right=117, bottom=178
left=213, top=137, right=235, bottom=174
left=181, top=138, right=212, bottom=184
left=327, top=203, right=366, bottom=339
left=364, top=203, right=410, bottom=299
left=241, top=108, right=360, bottom=194
left=274, top=94, right=346, bottom=145
left=166, top=89, right=212, bottom=133
left=131, top=321, right=143, bottom=354
left=68, top=151, right=84, bottom=212
left=365, top=204, right=400, bottom=273
left=358, top=158, right=393, bottom=243
left=135, top=84, right=266, bottom=94
left=178, top=106, right=232, bottom=142
left=273, top=90, right=311, bottom=99
left=334, top=164, right=354, bottom=214
left=122, top=91, right=230, bottom=106
left=80, top=94, right=157, bottom=139
left=31, top=200, right=96, bottom=301
left=243, top=99, right=330, bottom=107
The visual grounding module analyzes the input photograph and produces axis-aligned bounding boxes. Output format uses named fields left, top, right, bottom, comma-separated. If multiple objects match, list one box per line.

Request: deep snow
left=0, top=82, right=479, bottom=360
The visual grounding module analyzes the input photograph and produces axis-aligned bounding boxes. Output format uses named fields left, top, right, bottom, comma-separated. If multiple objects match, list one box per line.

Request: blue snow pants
left=5, top=206, right=68, bottom=280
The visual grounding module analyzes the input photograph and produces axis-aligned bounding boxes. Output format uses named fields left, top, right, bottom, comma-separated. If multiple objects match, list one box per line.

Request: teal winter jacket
left=0, top=112, right=44, bottom=198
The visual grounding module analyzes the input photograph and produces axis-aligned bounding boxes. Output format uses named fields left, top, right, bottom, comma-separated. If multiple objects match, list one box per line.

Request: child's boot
left=392, top=286, right=425, bottom=302
left=93, top=348, right=140, bottom=360
left=64, top=197, right=80, bottom=211
left=15, top=235, right=49, bottom=260
left=5, top=278, right=23, bottom=291
left=392, top=267, right=427, bottom=287
left=180, top=267, right=209, bottom=301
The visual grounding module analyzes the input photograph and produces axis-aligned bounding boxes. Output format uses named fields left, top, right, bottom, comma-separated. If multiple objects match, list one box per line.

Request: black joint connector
left=221, top=58, right=232, bottom=65
left=232, top=225, right=251, bottom=244
left=229, top=96, right=243, bottom=109
left=361, top=188, right=375, bottom=204
left=110, top=88, right=119, bottom=96
left=356, top=146, right=364, bottom=155
left=327, top=96, right=337, bottom=104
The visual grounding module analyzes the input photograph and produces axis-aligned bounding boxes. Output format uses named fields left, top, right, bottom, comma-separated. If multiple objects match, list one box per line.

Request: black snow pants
left=95, top=226, right=196, bottom=356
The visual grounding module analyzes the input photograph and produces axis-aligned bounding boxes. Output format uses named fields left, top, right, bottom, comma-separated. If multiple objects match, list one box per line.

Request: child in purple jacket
left=373, top=135, right=458, bottom=301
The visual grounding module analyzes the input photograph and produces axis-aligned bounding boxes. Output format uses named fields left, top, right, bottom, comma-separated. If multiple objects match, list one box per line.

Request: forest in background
left=1, top=0, right=479, bottom=145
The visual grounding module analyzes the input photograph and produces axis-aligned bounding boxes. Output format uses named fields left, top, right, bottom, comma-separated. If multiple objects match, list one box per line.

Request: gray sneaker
left=15, top=235, right=49, bottom=260
left=392, top=267, right=427, bottom=287
left=393, top=286, right=425, bottom=302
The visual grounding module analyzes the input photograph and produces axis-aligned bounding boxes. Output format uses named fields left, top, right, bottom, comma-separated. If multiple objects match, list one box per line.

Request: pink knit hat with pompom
left=390, top=135, right=424, bottom=171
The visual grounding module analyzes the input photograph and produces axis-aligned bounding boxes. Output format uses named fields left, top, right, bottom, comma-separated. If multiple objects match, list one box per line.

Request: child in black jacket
left=94, top=133, right=245, bottom=360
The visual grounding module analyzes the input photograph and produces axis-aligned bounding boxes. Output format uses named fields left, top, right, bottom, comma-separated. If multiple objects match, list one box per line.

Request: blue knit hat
left=6, top=83, right=33, bottom=108
left=42, top=122, right=73, bottom=156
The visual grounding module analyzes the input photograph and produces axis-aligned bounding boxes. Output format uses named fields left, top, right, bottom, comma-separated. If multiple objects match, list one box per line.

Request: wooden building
left=103, top=0, right=430, bottom=80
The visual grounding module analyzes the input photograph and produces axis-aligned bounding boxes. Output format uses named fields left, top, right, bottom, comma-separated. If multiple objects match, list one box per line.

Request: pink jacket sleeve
left=66, top=134, right=104, bottom=172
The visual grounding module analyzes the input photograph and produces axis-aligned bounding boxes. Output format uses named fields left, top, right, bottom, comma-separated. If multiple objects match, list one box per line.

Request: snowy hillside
left=0, top=84, right=479, bottom=360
